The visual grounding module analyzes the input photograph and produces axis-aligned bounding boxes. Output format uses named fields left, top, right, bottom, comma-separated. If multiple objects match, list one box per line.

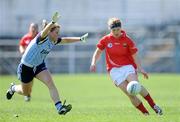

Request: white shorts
left=109, top=65, right=136, bottom=86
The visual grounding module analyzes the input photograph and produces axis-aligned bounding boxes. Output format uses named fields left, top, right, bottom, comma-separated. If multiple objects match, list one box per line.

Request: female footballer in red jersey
left=90, top=18, right=163, bottom=115
left=19, top=23, right=39, bottom=54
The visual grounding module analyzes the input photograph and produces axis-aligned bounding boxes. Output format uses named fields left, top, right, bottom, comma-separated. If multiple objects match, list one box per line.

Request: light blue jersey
left=21, top=34, right=61, bottom=67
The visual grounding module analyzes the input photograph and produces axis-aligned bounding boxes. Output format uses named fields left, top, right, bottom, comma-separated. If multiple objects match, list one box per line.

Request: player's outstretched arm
left=60, top=33, right=88, bottom=44
left=90, top=48, right=102, bottom=72
left=41, top=12, right=60, bottom=39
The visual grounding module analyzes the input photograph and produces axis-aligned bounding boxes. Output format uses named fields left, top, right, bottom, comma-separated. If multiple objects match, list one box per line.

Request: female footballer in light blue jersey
left=6, top=12, right=88, bottom=115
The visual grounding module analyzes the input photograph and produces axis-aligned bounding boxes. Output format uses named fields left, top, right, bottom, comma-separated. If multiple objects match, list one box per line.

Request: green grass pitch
left=0, top=73, right=180, bottom=122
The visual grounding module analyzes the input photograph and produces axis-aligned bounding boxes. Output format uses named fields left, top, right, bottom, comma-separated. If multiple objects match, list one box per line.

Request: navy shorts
left=17, top=62, right=47, bottom=83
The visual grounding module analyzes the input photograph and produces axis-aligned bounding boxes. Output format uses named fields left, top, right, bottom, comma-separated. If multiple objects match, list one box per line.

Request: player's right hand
left=90, top=65, right=96, bottom=72
left=52, top=12, right=60, bottom=23
left=80, top=33, right=88, bottom=43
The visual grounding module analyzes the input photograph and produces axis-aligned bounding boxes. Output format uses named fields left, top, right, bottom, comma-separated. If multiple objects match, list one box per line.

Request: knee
left=127, top=94, right=137, bottom=100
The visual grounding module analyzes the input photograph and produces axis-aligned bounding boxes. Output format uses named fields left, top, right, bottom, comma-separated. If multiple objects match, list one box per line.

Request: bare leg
left=126, top=73, right=162, bottom=115
left=6, top=81, right=33, bottom=100
left=24, top=80, right=33, bottom=101
left=118, top=80, right=142, bottom=107
left=35, top=70, right=72, bottom=115
left=13, top=81, right=33, bottom=96
left=35, top=70, right=60, bottom=103
left=123, top=73, right=149, bottom=114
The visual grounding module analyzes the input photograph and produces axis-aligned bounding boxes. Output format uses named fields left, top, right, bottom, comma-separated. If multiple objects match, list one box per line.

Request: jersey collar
left=110, top=30, right=126, bottom=39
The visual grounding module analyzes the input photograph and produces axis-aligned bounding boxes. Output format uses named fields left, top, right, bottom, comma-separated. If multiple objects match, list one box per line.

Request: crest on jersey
left=123, top=43, right=127, bottom=47
left=107, top=43, right=113, bottom=48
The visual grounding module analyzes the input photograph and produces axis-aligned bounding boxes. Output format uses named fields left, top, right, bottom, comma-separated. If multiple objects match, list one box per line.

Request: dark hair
left=108, top=18, right=121, bottom=29
left=110, top=22, right=121, bottom=29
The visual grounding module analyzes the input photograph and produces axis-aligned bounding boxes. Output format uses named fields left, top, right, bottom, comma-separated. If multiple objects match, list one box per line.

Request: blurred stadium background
left=1, top=0, right=180, bottom=74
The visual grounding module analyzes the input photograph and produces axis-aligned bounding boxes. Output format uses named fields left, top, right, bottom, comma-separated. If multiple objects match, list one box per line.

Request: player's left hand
left=52, top=12, right=60, bottom=23
left=139, top=69, right=148, bottom=79
left=80, top=33, right=88, bottom=43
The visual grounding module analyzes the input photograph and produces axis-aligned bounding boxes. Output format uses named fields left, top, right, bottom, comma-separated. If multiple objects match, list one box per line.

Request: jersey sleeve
left=55, top=37, right=62, bottom=45
left=19, top=36, right=26, bottom=46
left=126, top=36, right=138, bottom=55
left=97, top=37, right=106, bottom=50
left=36, top=33, right=48, bottom=45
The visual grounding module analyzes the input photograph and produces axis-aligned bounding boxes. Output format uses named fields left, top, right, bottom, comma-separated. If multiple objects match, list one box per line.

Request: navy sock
left=55, top=101, right=62, bottom=110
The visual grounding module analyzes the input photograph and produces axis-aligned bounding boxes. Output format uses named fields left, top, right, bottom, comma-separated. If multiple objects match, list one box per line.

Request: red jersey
left=19, top=33, right=36, bottom=47
left=97, top=30, right=138, bottom=72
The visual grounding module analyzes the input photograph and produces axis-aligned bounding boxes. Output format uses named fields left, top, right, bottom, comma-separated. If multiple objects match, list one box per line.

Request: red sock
left=136, top=103, right=149, bottom=114
left=144, top=93, right=155, bottom=109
